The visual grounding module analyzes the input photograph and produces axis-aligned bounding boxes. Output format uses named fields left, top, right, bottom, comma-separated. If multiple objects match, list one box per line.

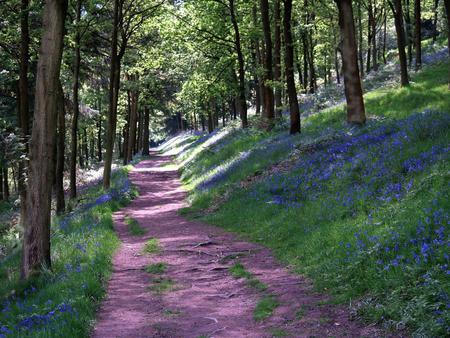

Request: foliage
left=0, top=166, right=136, bottom=337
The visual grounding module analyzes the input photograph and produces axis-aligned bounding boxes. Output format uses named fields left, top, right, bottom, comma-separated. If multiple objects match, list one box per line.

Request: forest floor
left=92, top=154, right=388, bottom=338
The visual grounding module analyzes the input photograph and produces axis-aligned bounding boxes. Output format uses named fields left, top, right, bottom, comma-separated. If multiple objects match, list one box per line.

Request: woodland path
left=92, top=154, right=385, bottom=338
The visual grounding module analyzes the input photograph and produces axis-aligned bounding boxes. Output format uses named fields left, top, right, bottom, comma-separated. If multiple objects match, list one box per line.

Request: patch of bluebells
left=340, top=200, right=450, bottom=333
left=422, top=47, right=449, bottom=65
left=198, top=132, right=299, bottom=191
left=251, top=111, right=450, bottom=209
left=0, top=174, right=132, bottom=336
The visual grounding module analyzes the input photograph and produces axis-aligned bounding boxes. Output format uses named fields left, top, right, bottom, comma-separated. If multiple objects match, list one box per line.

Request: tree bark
left=358, top=0, right=364, bottom=78
left=18, top=0, right=30, bottom=220
left=445, top=0, right=450, bottom=89
left=383, top=3, right=388, bottom=64
left=55, top=81, right=65, bottom=215
left=229, top=0, right=248, bottom=128
left=274, top=0, right=282, bottom=116
left=127, top=86, right=138, bottom=163
left=390, top=0, right=410, bottom=86
left=207, top=108, right=214, bottom=133
left=260, top=0, right=275, bottom=126
left=371, top=0, right=378, bottom=71
left=335, top=0, right=366, bottom=124
left=283, top=0, right=300, bottom=134
left=97, top=116, right=102, bottom=162
left=103, top=0, right=122, bottom=189
left=2, top=167, right=9, bottom=201
left=142, top=106, right=150, bottom=156
left=414, top=0, right=421, bottom=71
left=405, top=0, right=413, bottom=66
left=21, top=0, right=68, bottom=279
left=0, top=168, right=3, bottom=200
left=433, top=0, right=440, bottom=43
left=69, top=0, right=81, bottom=199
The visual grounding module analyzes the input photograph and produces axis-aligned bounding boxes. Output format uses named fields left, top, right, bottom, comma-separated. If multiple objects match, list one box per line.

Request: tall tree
left=69, top=0, right=82, bottom=199
left=283, top=0, right=300, bottom=134
left=260, top=0, right=275, bottom=126
left=229, top=0, right=248, bottom=128
left=142, top=106, right=150, bottom=155
left=335, top=0, right=366, bottom=124
left=414, top=0, right=421, bottom=71
left=21, top=0, right=68, bottom=279
left=273, top=0, right=282, bottom=115
left=389, top=0, right=410, bottom=86
left=445, top=0, right=450, bottom=89
left=18, top=0, right=30, bottom=225
left=55, top=81, right=65, bottom=215
left=103, top=0, right=121, bottom=189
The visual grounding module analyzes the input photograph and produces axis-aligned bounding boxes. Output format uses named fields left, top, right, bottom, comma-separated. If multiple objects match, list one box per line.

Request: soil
left=92, top=154, right=387, bottom=338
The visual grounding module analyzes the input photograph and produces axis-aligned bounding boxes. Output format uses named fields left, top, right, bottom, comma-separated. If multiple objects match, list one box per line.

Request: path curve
left=92, top=155, right=385, bottom=338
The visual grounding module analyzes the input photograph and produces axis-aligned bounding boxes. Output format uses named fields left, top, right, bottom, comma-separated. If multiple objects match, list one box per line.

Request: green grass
left=254, top=296, right=279, bottom=321
left=145, top=262, right=167, bottom=274
left=268, top=328, right=289, bottom=337
left=148, top=277, right=175, bottom=293
left=125, top=216, right=146, bottom=236
left=0, top=165, right=138, bottom=337
left=229, top=263, right=267, bottom=291
left=143, top=238, right=161, bottom=253
left=174, top=61, right=450, bottom=336
left=163, top=308, right=181, bottom=316
left=295, top=305, right=308, bottom=320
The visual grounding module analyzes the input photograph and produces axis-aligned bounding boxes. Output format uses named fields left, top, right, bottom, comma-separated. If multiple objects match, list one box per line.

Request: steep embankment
left=170, top=59, right=450, bottom=336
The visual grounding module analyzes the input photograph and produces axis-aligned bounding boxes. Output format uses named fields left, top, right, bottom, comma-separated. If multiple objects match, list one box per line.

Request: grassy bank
left=0, top=166, right=137, bottom=337
left=175, top=60, right=450, bottom=336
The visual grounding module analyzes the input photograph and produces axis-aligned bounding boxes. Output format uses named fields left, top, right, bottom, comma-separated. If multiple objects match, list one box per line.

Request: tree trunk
left=127, top=87, right=138, bottom=162
left=406, top=0, right=413, bottom=66
left=103, top=0, right=121, bottom=189
left=55, top=81, right=65, bottom=215
left=390, top=0, right=410, bottom=86
left=69, top=0, right=81, bottom=199
left=445, top=0, right=450, bottom=89
left=283, top=0, right=300, bottom=134
left=358, top=0, right=364, bottom=78
left=207, top=109, right=214, bottom=133
left=18, top=0, right=30, bottom=222
left=302, top=35, right=308, bottom=92
left=260, top=0, right=275, bottom=126
left=252, top=46, right=261, bottom=115
left=371, top=1, right=378, bottom=71
left=21, top=0, right=68, bottom=279
left=414, top=0, right=421, bottom=71
left=367, top=0, right=373, bottom=73
left=433, top=0, right=440, bottom=43
left=97, top=115, right=102, bottom=162
left=336, top=0, right=366, bottom=124
left=383, top=3, right=388, bottom=64
left=229, top=0, right=248, bottom=129
left=3, top=167, right=9, bottom=201
left=142, top=106, right=150, bottom=156
left=0, top=168, right=3, bottom=200
left=274, top=0, right=282, bottom=116
left=83, top=127, right=88, bottom=165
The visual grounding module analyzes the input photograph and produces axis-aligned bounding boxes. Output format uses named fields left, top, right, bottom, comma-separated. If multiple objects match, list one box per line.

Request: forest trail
left=92, top=155, right=383, bottom=338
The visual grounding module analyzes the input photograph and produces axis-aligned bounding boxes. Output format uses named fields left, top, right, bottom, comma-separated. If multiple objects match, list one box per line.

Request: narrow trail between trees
left=92, top=154, right=384, bottom=338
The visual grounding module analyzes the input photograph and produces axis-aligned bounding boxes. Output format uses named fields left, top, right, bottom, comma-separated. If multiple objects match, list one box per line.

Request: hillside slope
left=163, top=59, right=450, bottom=336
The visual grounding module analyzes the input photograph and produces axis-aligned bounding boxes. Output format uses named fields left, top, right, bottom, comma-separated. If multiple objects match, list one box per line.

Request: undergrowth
left=0, top=165, right=138, bottom=337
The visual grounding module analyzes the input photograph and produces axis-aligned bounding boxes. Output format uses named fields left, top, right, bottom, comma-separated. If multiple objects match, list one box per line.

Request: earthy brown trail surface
left=92, top=155, right=384, bottom=338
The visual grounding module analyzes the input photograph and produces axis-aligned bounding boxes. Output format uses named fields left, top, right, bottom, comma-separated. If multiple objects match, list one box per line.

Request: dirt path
left=92, top=155, right=384, bottom=338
